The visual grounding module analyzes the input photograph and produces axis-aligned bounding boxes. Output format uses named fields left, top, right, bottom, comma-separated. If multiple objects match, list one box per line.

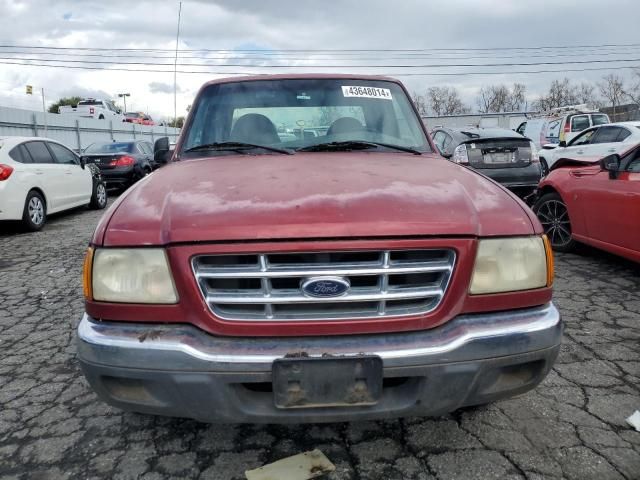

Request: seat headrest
left=230, top=114, right=280, bottom=145
left=327, top=117, right=364, bottom=136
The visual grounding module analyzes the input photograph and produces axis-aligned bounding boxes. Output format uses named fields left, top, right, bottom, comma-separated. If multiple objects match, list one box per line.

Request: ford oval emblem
left=301, top=276, right=350, bottom=298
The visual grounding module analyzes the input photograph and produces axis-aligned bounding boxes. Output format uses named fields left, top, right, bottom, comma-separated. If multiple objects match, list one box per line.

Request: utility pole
left=174, top=1, right=183, bottom=127
left=118, top=93, right=130, bottom=113
left=41, top=88, right=48, bottom=136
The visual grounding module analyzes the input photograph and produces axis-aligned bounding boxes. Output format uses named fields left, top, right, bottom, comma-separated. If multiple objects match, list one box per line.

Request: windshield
left=84, top=142, right=135, bottom=154
left=182, top=78, right=430, bottom=155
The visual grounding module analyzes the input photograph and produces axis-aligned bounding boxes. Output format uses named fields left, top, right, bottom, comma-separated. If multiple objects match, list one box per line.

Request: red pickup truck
left=77, top=75, right=561, bottom=423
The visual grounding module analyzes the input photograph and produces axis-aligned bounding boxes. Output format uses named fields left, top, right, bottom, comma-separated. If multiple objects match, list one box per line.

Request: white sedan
left=0, top=136, right=107, bottom=231
left=540, top=122, right=640, bottom=172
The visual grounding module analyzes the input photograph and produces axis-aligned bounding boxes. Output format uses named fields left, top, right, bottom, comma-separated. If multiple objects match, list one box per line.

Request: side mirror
left=80, top=156, right=86, bottom=169
left=559, top=140, right=567, bottom=148
left=601, top=154, right=620, bottom=179
left=154, top=137, right=170, bottom=165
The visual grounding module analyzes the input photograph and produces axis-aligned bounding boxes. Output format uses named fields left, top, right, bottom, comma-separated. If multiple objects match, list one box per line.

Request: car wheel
left=22, top=191, right=46, bottom=231
left=98, top=114, right=105, bottom=120
left=533, top=192, right=575, bottom=252
left=90, top=182, right=108, bottom=210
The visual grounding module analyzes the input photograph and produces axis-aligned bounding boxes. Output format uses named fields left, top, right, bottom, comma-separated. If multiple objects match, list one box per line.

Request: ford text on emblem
left=301, top=277, right=350, bottom=298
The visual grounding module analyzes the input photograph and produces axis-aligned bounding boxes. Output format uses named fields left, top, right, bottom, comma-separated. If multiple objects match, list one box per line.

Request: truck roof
left=201, top=73, right=401, bottom=88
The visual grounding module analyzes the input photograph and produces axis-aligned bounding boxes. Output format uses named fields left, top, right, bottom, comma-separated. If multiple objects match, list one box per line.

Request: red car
left=77, top=75, right=560, bottom=424
left=124, top=112, right=155, bottom=126
left=534, top=144, right=640, bottom=262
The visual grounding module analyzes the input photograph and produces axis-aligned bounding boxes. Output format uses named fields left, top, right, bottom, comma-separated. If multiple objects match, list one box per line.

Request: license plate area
left=482, top=151, right=514, bottom=164
left=272, top=356, right=383, bottom=409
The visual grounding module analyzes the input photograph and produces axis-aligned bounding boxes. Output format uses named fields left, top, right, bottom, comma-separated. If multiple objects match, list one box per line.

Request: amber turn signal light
left=542, top=234, right=554, bottom=287
left=83, top=247, right=94, bottom=300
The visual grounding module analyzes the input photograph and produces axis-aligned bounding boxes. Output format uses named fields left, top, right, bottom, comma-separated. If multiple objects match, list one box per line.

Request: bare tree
left=574, top=82, right=602, bottom=108
left=476, top=87, right=492, bottom=114
left=598, top=74, right=626, bottom=117
left=625, top=68, right=640, bottom=106
left=533, top=78, right=579, bottom=111
left=533, top=78, right=606, bottom=111
left=477, top=85, right=506, bottom=113
left=427, top=86, right=469, bottom=116
left=411, top=92, right=428, bottom=116
left=506, top=83, right=527, bottom=111
left=443, top=89, right=468, bottom=116
left=427, top=87, right=448, bottom=116
left=477, top=83, right=526, bottom=113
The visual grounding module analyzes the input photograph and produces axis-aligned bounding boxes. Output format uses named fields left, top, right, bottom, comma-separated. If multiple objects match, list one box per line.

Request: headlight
left=91, top=248, right=178, bottom=303
left=470, top=236, right=551, bottom=295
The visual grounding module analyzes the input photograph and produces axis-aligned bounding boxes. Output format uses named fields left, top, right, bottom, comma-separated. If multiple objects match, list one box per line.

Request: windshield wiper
left=184, top=141, right=292, bottom=155
left=296, top=141, right=422, bottom=155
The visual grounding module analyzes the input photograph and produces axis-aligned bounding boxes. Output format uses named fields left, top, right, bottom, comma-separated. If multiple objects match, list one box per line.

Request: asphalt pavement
left=0, top=199, right=639, bottom=480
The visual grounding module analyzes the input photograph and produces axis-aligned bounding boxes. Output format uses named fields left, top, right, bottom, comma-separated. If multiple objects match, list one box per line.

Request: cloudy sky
left=1, top=0, right=639, bottom=120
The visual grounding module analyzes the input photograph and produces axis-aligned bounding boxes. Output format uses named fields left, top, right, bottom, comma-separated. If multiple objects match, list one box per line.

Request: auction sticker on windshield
left=342, top=86, right=392, bottom=100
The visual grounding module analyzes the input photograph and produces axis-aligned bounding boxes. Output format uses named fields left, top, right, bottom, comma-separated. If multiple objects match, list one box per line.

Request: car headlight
left=88, top=248, right=178, bottom=303
left=470, top=236, right=552, bottom=295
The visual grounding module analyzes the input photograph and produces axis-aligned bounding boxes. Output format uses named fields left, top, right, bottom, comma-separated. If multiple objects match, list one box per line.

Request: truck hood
left=99, top=152, right=535, bottom=246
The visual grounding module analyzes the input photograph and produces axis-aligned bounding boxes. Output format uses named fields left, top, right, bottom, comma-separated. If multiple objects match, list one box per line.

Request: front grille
left=192, top=249, right=455, bottom=321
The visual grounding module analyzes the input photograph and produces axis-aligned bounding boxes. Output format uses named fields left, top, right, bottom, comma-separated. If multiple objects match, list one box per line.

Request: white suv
left=542, top=122, right=640, bottom=170
left=545, top=111, right=610, bottom=145
left=0, top=137, right=107, bottom=230
left=517, top=109, right=610, bottom=148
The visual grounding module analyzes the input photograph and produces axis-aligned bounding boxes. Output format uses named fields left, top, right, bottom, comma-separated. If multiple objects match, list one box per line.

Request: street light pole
left=174, top=1, right=183, bottom=127
left=118, top=93, right=130, bottom=113
left=41, top=88, right=48, bottom=136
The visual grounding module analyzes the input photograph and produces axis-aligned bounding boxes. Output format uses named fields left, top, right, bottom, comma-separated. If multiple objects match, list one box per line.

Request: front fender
left=87, top=163, right=104, bottom=184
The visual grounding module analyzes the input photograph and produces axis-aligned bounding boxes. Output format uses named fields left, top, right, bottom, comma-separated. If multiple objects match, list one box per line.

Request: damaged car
left=534, top=143, right=640, bottom=262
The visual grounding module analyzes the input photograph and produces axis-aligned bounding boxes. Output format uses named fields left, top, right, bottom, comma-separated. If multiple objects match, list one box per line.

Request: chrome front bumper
left=77, top=303, right=562, bottom=423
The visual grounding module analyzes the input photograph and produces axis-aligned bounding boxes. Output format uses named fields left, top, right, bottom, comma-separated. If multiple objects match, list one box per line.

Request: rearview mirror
left=154, top=137, right=170, bottom=165
left=601, top=154, right=620, bottom=179
left=559, top=140, right=567, bottom=148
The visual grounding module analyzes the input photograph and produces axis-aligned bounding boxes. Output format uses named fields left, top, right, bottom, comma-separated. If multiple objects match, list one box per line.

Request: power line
left=1, top=42, right=640, bottom=53
left=3, top=44, right=640, bottom=55
left=1, top=59, right=638, bottom=76
left=1, top=49, right=639, bottom=62
left=2, top=55, right=640, bottom=69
